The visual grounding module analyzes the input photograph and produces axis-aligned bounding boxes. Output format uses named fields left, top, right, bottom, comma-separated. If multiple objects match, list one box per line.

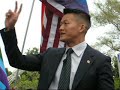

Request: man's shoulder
left=86, top=45, right=110, bottom=59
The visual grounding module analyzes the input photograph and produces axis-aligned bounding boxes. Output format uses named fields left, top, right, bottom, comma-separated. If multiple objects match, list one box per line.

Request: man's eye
left=65, top=22, right=69, bottom=24
left=60, top=22, right=69, bottom=26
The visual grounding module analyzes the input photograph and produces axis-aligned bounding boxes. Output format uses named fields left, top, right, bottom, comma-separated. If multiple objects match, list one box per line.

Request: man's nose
left=59, top=25, right=64, bottom=31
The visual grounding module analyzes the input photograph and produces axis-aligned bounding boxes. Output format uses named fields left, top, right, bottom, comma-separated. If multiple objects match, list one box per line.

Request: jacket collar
left=72, top=45, right=95, bottom=89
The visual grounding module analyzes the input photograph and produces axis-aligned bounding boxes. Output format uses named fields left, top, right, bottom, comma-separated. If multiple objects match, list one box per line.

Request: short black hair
left=63, top=8, right=91, bottom=30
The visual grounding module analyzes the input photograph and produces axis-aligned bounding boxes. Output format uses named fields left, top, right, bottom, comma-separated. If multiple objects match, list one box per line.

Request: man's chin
left=60, top=39, right=66, bottom=42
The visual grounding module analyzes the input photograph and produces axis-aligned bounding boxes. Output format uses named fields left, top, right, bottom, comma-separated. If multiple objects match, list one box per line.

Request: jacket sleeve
left=97, top=56, right=114, bottom=90
left=1, top=28, right=43, bottom=71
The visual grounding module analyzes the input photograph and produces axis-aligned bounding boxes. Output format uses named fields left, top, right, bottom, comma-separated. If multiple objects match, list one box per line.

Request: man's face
left=59, top=13, right=83, bottom=43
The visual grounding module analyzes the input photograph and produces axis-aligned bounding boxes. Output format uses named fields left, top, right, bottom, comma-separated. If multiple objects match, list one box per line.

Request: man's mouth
left=60, top=32, right=65, bottom=35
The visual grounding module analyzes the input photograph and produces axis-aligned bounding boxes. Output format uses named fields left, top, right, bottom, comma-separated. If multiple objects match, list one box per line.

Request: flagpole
left=15, top=0, right=36, bottom=85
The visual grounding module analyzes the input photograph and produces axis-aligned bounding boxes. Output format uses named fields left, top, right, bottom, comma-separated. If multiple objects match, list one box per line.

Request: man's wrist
left=5, top=27, right=15, bottom=32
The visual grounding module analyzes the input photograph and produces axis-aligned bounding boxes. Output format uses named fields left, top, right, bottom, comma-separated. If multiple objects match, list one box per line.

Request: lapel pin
left=87, top=60, right=90, bottom=64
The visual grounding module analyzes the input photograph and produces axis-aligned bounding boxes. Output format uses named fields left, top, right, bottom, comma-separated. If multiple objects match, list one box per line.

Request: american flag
left=40, top=0, right=89, bottom=52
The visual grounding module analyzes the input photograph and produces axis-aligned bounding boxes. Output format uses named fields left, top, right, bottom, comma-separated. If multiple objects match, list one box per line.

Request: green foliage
left=114, top=78, right=120, bottom=90
left=10, top=47, right=40, bottom=89
left=92, top=0, right=120, bottom=89
left=113, top=56, right=119, bottom=78
left=14, top=71, right=39, bottom=89
left=26, top=47, right=39, bottom=55
left=92, top=0, right=120, bottom=30
left=92, top=0, right=120, bottom=72
left=92, top=0, right=120, bottom=53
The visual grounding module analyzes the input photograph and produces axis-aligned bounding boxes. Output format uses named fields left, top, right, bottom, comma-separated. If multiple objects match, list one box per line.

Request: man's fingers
left=6, top=10, right=12, bottom=18
left=14, top=1, right=22, bottom=15
left=18, top=4, right=22, bottom=15
left=6, top=1, right=22, bottom=19
left=5, top=12, right=9, bottom=18
left=14, top=1, right=18, bottom=13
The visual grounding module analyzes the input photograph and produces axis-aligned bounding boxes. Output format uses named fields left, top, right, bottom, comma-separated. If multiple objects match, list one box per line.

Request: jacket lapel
left=47, top=48, right=66, bottom=87
left=72, top=45, right=95, bottom=89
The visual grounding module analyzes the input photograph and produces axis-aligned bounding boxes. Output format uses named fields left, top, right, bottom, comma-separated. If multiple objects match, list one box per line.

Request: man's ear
left=78, top=23, right=86, bottom=33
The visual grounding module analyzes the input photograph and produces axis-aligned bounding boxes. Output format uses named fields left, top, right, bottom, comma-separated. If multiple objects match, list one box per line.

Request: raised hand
left=5, top=1, right=22, bottom=31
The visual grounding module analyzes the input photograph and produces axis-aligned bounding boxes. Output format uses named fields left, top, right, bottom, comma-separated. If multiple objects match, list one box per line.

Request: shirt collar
left=66, top=41, right=87, bottom=57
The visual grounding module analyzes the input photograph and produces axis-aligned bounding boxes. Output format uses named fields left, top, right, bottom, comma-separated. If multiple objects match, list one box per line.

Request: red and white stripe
left=40, top=0, right=65, bottom=52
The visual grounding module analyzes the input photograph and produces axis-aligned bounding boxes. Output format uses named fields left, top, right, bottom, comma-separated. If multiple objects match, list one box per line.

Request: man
left=1, top=1, right=114, bottom=90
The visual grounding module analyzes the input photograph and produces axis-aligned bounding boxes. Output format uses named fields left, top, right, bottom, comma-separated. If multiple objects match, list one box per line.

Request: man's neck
left=66, top=39, right=85, bottom=47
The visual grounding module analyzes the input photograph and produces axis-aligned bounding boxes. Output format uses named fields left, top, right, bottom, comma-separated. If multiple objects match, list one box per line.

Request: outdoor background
left=0, top=0, right=120, bottom=89
left=0, top=0, right=107, bottom=72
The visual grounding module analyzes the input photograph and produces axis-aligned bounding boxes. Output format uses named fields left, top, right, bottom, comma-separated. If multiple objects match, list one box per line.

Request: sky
left=0, top=0, right=107, bottom=72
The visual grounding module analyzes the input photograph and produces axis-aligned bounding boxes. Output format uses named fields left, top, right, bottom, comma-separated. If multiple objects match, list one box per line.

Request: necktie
left=58, top=48, right=73, bottom=90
